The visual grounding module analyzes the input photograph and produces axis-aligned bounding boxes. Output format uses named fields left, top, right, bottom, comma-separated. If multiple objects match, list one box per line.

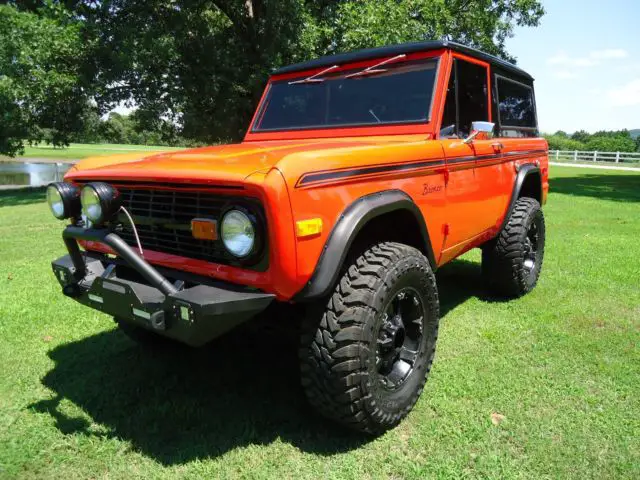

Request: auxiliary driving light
left=46, top=182, right=81, bottom=220
left=81, top=182, right=121, bottom=225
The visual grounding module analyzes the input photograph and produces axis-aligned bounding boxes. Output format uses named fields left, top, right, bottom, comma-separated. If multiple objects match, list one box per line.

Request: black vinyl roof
left=273, top=40, right=533, bottom=81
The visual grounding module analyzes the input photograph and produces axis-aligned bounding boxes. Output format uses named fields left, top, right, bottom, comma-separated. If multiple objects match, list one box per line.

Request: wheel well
left=518, top=171, right=542, bottom=203
left=293, top=190, right=436, bottom=301
left=348, top=209, right=427, bottom=261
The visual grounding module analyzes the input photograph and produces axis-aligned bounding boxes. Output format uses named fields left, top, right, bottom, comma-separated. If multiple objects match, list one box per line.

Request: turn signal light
left=191, top=218, right=218, bottom=240
left=296, top=218, right=323, bottom=238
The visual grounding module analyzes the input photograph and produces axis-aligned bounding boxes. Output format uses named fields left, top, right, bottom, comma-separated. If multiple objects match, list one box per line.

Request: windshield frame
left=245, top=50, right=444, bottom=141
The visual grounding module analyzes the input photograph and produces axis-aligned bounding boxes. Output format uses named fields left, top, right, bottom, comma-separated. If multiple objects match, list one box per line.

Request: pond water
left=0, top=162, right=73, bottom=187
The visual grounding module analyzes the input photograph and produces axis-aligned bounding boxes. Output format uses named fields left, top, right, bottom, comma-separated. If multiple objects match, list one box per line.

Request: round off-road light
left=221, top=209, right=256, bottom=258
left=46, top=182, right=80, bottom=220
left=81, top=182, right=121, bottom=225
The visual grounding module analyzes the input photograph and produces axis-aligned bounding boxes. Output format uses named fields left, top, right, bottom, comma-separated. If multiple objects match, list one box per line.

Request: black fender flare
left=498, top=164, right=542, bottom=232
left=294, top=190, right=436, bottom=301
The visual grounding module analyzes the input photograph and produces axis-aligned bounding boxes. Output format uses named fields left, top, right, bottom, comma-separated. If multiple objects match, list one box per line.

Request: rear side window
left=496, top=77, right=536, bottom=128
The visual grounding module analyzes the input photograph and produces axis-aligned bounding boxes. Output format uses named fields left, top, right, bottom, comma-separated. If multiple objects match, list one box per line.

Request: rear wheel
left=482, top=197, right=546, bottom=297
left=299, top=242, right=440, bottom=434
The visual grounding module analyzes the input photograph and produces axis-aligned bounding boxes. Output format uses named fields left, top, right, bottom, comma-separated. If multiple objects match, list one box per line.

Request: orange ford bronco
left=47, top=41, right=548, bottom=434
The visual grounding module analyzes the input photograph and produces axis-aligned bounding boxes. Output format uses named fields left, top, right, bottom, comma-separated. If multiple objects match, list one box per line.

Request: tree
left=85, top=0, right=545, bottom=142
left=1, top=1, right=545, bottom=154
left=544, top=129, right=639, bottom=153
left=585, top=131, right=637, bottom=153
left=0, top=4, right=91, bottom=156
left=544, top=134, right=585, bottom=152
left=571, top=130, right=591, bottom=143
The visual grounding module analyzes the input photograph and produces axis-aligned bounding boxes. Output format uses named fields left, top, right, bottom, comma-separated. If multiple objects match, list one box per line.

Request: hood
left=65, top=143, right=287, bottom=185
left=65, top=136, right=431, bottom=186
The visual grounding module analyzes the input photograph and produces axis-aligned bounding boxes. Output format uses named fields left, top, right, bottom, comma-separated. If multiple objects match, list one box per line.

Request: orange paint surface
left=65, top=46, right=548, bottom=301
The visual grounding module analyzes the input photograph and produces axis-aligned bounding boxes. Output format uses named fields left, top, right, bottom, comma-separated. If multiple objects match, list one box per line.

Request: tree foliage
left=76, top=111, right=190, bottom=146
left=0, top=3, right=90, bottom=156
left=545, top=130, right=639, bottom=153
left=1, top=0, right=546, bottom=155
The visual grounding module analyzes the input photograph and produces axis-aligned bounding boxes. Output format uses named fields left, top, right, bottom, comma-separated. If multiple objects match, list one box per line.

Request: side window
left=496, top=76, right=537, bottom=137
left=440, top=62, right=457, bottom=138
left=439, top=58, right=489, bottom=138
left=457, top=60, right=488, bottom=137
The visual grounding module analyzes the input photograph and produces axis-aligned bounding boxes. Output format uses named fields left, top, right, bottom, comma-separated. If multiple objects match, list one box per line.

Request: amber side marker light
left=191, top=218, right=218, bottom=240
left=296, top=218, right=323, bottom=238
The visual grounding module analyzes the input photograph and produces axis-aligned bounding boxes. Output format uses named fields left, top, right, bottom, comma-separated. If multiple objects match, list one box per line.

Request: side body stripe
left=296, top=149, right=547, bottom=187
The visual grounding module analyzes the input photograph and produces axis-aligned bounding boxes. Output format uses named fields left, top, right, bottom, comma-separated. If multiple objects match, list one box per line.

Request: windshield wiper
left=289, top=64, right=340, bottom=85
left=345, top=54, right=406, bottom=79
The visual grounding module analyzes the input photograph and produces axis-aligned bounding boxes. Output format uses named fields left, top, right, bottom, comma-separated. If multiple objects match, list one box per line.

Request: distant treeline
left=32, top=111, right=204, bottom=148
left=38, top=114, right=640, bottom=153
left=544, top=129, right=640, bottom=152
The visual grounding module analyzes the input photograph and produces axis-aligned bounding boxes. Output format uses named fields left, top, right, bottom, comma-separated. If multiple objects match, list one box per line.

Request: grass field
left=14, top=143, right=183, bottom=160
left=0, top=166, right=639, bottom=479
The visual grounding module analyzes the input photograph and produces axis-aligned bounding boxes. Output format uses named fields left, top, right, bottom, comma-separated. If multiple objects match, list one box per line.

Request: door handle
left=492, top=142, right=504, bottom=152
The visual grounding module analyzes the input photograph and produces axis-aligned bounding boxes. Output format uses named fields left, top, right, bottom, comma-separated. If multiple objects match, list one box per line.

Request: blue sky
left=506, top=0, right=640, bottom=133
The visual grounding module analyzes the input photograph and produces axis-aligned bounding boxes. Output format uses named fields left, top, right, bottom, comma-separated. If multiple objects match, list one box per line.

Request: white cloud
left=590, top=49, right=628, bottom=60
left=552, top=70, right=579, bottom=79
left=547, top=51, right=597, bottom=67
left=605, top=79, right=640, bottom=107
left=614, top=62, right=640, bottom=74
left=547, top=49, right=629, bottom=68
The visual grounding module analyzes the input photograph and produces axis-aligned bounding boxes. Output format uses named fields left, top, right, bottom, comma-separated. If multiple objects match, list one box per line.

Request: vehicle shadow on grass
left=30, top=321, right=371, bottom=463
left=0, top=187, right=46, bottom=207
left=30, top=258, right=491, bottom=464
left=549, top=173, right=640, bottom=203
left=437, top=258, right=500, bottom=318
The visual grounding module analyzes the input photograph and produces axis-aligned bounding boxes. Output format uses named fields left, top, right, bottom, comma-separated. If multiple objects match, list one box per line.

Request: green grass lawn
left=15, top=143, right=184, bottom=160
left=0, top=166, right=639, bottom=479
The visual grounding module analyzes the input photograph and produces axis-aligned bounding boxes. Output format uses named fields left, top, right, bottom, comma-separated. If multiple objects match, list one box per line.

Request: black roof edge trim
left=293, top=189, right=436, bottom=301
left=273, top=40, right=533, bottom=81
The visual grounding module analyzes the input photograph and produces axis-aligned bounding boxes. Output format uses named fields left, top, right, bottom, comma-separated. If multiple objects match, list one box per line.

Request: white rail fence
left=549, top=150, right=640, bottom=164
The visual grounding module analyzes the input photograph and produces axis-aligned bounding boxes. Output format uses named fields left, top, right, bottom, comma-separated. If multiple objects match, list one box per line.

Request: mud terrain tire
left=300, top=242, right=440, bottom=434
left=482, top=197, right=546, bottom=297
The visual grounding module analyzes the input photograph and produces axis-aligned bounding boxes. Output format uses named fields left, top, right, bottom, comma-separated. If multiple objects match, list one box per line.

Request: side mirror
left=463, top=121, right=495, bottom=144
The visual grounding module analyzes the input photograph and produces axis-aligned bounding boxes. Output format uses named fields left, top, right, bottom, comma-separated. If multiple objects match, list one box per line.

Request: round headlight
left=81, top=182, right=121, bottom=225
left=46, top=182, right=80, bottom=220
left=221, top=209, right=256, bottom=258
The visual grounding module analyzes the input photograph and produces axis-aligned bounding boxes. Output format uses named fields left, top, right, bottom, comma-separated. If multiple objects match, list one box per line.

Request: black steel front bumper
left=52, top=226, right=275, bottom=346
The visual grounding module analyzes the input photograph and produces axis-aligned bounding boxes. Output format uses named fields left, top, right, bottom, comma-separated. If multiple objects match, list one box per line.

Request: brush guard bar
left=52, top=226, right=275, bottom=346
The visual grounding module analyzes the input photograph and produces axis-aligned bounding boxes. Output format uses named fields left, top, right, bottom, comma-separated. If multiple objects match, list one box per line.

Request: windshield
left=253, top=58, right=439, bottom=132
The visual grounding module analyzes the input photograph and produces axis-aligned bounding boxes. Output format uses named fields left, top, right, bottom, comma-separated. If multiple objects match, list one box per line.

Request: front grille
left=111, top=187, right=266, bottom=268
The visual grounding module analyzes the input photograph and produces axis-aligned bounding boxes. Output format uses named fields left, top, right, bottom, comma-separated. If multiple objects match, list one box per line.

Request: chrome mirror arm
left=463, top=121, right=495, bottom=144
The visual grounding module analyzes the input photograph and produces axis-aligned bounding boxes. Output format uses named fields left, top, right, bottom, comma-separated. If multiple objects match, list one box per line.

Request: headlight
left=81, top=182, right=121, bottom=225
left=221, top=209, right=256, bottom=258
left=46, top=182, right=80, bottom=220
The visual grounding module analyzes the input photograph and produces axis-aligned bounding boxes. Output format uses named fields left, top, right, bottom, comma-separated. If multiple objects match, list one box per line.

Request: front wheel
left=299, top=242, right=440, bottom=434
left=482, top=197, right=546, bottom=297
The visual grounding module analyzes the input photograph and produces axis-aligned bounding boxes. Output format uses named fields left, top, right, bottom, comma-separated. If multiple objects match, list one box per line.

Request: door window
left=440, top=59, right=489, bottom=138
